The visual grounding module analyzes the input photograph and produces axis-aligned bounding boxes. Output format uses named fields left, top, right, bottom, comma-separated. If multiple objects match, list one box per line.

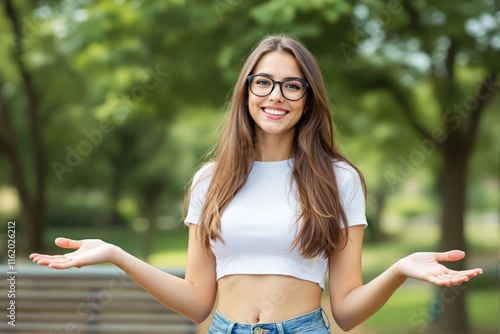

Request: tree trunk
left=103, top=166, right=124, bottom=227
left=432, top=137, right=471, bottom=333
left=111, top=168, right=122, bottom=226
left=142, top=198, right=157, bottom=260
left=3, top=0, right=46, bottom=253
left=142, top=182, right=164, bottom=260
left=367, top=191, right=387, bottom=243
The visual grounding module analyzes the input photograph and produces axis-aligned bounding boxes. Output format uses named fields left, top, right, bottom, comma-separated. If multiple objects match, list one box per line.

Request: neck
left=254, top=132, right=293, bottom=162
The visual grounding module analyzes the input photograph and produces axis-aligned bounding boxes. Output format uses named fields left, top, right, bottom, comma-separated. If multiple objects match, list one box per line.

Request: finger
left=38, top=256, right=79, bottom=268
left=429, top=268, right=483, bottom=286
left=427, top=274, right=469, bottom=287
left=55, top=237, right=83, bottom=250
left=47, top=258, right=82, bottom=269
left=29, top=253, right=44, bottom=260
left=436, top=273, right=454, bottom=280
left=30, top=254, right=49, bottom=263
left=32, top=255, right=71, bottom=266
left=31, top=254, right=74, bottom=267
left=32, top=254, right=66, bottom=262
left=435, top=250, right=465, bottom=262
left=452, top=268, right=483, bottom=278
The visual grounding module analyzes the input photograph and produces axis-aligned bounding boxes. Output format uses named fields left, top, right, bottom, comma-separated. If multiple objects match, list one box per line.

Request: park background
left=0, top=0, right=498, bottom=333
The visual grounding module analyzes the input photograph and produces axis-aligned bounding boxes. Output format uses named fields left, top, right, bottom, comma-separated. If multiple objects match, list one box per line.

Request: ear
left=303, top=99, right=312, bottom=115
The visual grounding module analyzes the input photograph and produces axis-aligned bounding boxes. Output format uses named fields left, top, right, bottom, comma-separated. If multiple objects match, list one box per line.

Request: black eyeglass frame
left=247, top=74, right=310, bottom=101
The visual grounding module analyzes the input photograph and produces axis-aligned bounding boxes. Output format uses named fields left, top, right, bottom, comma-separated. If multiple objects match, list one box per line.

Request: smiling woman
left=30, top=34, right=483, bottom=334
left=246, top=51, right=307, bottom=160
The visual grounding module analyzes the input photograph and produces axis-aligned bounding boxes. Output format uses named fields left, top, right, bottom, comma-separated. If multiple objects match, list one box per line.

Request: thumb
left=436, top=250, right=465, bottom=262
left=55, top=237, right=82, bottom=250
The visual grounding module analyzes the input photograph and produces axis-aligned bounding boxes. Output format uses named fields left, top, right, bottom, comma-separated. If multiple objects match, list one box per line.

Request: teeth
left=264, top=108, right=286, bottom=115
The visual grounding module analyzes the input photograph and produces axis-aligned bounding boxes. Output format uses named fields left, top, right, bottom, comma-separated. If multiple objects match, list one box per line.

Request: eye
left=284, top=81, right=303, bottom=91
left=255, top=79, right=271, bottom=86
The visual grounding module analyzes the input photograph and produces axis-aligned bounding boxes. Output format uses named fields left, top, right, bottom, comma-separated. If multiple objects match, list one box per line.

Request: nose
left=268, top=83, right=284, bottom=101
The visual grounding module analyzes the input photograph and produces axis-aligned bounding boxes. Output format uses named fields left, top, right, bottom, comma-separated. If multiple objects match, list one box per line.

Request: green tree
left=331, top=1, right=499, bottom=332
left=0, top=0, right=47, bottom=252
left=227, top=0, right=498, bottom=332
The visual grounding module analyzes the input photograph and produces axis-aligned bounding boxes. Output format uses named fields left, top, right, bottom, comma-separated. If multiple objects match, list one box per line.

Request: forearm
left=111, top=245, right=214, bottom=323
left=332, top=263, right=407, bottom=331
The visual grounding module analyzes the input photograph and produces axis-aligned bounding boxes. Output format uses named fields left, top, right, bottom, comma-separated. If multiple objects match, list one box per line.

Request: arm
left=328, top=225, right=483, bottom=331
left=30, top=224, right=217, bottom=324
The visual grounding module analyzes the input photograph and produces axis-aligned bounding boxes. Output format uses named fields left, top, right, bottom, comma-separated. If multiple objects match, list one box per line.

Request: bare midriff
left=216, top=274, right=322, bottom=324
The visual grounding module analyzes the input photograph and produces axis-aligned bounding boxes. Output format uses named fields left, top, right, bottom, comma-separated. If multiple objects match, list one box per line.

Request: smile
left=262, top=108, right=288, bottom=116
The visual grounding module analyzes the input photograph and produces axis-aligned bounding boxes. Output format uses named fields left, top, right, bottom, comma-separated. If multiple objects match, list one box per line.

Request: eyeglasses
left=247, top=74, right=310, bottom=101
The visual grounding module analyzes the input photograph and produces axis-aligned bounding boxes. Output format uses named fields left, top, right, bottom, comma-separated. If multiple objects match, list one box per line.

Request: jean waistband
left=210, top=307, right=330, bottom=334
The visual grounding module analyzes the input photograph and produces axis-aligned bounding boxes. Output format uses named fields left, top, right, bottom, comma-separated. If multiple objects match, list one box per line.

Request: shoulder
left=192, top=162, right=215, bottom=183
left=333, top=160, right=362, bottom=186
left=190, top=162, right=216, bottom=193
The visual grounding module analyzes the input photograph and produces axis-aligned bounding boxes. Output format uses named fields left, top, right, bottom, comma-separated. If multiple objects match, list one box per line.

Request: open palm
left=396, top=250, right=483, bottom=286
left=29, top=238, right=117, bottom=269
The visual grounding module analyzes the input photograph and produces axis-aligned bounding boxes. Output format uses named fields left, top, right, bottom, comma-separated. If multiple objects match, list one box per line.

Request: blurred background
left=0, top=0, right=498, bottom=333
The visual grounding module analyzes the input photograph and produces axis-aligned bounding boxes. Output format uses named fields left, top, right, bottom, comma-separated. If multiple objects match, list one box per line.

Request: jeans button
left=253, top=327, right=269, bottom=334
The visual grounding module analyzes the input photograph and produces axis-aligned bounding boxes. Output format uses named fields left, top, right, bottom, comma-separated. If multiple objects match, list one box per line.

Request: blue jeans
left=208, top=307, right=331, bottom=334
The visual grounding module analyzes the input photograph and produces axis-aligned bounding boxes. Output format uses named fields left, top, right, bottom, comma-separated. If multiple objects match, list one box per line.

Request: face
left=247, top=51, right=307, bottom=143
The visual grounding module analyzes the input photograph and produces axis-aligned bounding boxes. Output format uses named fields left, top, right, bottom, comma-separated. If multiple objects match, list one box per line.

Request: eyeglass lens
left=249, top=75, right=306, bottom=101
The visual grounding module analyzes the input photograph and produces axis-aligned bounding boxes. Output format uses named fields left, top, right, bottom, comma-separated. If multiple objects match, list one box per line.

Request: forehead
left=253, top=51, right=304, bottom=79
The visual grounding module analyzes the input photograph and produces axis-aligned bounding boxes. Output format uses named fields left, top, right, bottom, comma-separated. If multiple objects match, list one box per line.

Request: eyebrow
left=254, top=72, right=305, bottom=81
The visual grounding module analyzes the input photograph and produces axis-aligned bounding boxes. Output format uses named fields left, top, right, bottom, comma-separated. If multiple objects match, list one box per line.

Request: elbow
left=332, top=314, right=358, bottom=332
left=184, top=286, right=217, bottom=324
left=337, top=322, right=356, bottom=332
left=192, top=316, right=208, bottom=325
left=189, top=305, right=214, bottom=324
left=335, top=320, right=357, bottom=332
left=190, top=313, right=210, bottom=325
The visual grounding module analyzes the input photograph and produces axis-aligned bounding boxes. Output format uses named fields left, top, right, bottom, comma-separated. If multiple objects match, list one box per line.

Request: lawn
left=359, top=284, right=499, bottom=333
left=30, top=220, right=499, bottom=333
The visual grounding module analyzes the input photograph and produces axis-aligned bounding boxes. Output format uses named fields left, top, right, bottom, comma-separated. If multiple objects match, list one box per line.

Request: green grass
left=362, top=222, right=498, bottom=276
left=364, top=284, right=436, bottom=332
left=468, top=290, right=500, bottom=331
left=361, top=284, right=500, bottom=333
left=358, top=222, right=499, bottom=332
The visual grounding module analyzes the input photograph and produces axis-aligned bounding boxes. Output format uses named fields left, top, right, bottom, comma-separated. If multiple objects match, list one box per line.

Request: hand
left=394, top=250, right=483, bottom=287
left=29, top=238, right=119, bottom=269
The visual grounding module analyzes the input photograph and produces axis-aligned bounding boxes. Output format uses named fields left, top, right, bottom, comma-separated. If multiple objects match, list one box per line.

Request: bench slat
left=0, top=322, right=196, bottom=334
left=14, top=299, right=170, bottom=310
left=15, top=312, right=192, bottom=324
left=0, top=265, right=196, bottom=334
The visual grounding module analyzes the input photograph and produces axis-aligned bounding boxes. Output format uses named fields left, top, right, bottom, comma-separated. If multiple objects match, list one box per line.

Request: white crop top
left=184, top=159, right=367, bottom=290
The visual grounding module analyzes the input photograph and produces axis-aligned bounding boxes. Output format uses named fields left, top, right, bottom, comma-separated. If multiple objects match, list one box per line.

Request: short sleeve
left=184, top=163, right=214, bottom=226
left=334, top=161, right=368, bottom=229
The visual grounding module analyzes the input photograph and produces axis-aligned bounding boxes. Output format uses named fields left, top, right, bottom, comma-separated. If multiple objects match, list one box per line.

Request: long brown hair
left=184, top=34, right=366, bottom=258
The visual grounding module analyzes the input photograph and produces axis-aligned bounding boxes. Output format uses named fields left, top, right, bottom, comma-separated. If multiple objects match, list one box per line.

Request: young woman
left=30, top=35, right=482, bottom=333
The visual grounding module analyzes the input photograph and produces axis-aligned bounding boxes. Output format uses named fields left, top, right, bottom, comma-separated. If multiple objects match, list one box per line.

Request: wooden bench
left=0, top=264, right=197, bottom=334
